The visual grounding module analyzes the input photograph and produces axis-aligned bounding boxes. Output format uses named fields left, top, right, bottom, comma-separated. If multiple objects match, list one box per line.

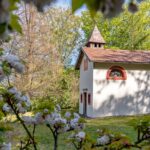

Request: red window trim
left=83, top=58, right=88, bottom=71
left=106, top=66, right=127, bottom=80
left=88, top=93, right=91, bottom=105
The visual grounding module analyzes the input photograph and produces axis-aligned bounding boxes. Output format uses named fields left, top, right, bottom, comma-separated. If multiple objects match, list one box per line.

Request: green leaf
left=0, top=48, right=4, bottom=56
left=72, top=0, right=85, bottom=12
left=9, top=0, right=19, bottom=11
left=0, top=23, right=6, bottom=34
left=2, top=61, right=11, bottom=75
left=9, top=14, right=22, bottom=33
left=85, top=0, right=102, bottom=17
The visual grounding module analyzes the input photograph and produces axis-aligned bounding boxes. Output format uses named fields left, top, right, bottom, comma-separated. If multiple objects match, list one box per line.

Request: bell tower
left=86, top=26, right=106, bottom=48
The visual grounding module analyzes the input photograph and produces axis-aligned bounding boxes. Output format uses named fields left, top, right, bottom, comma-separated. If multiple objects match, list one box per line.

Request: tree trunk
left=54, top=134, right=58, bottom=150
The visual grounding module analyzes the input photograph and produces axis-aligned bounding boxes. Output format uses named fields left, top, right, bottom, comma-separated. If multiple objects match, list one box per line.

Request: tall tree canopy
left=81, top=0, right=150, bottom=50
left=0, top=0, right=144, bottom=41
left=2, top=6, right=80, bottom=108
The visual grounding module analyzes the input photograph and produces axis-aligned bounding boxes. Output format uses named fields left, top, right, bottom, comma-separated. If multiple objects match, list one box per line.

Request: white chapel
left=75, top=26, right=150, bottom=118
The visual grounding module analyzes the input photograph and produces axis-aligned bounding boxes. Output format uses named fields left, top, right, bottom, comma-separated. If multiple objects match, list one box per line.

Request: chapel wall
left=93, top=63, right=150, bottom=117
left=79, top=55, right=94, bottom=117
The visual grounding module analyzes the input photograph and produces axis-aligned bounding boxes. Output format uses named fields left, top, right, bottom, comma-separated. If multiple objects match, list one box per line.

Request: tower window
left=94, top=43, right=97, bottom=47
left=106, top=66, right=127, bottom=80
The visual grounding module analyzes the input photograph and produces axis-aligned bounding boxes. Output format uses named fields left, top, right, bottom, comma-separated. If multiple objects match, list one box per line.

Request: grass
left=4, top=114, right=150, bottom=150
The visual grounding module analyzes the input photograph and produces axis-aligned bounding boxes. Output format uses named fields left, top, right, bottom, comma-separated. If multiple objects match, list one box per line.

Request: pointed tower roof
left=88, top=26, right=106, bottom=44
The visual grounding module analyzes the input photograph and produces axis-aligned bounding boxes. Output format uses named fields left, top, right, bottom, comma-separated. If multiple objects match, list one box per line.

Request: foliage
left=0, top=50, right=38, bottom=149
left=32, top=97, right=54, bottom=113
left=68, top=131, right=92, bottom=150
left=44, top=106, right=84, bottom=150
left=0, top=122, right=12, bottom=145
left=0, top=0, right=22, bottom=41
left=57, top=68, right=79, bottom=108
left=0, top=0, right=146, bottom=41
left=0, top=0, right=150, bottom=150
left=2, top=6, right=80, bottom=109
left=72, top=0, right=140, bottom=18
left=69, top=121, right=150, bottom=150
left=135, top=120, right=150, bottom=145
left=81, top=0, right=150, bottom=50
left=0, top=51, right=82, bottom=150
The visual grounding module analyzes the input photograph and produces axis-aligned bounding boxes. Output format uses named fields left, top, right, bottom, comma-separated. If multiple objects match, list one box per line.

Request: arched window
left=106, top=66, right=127, bottom=80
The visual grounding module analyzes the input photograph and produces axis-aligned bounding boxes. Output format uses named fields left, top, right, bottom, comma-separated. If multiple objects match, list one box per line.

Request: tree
left=0, top=0, right=144, bottom=41
left=81, top=0, right=150, bottom=50
left=72, top=0, right=140, bottom=18
left=2, top=5, right=80, bottom=108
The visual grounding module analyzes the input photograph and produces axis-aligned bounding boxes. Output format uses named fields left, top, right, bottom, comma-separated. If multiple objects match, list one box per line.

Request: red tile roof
left=75, top=47, right=150, bottom=69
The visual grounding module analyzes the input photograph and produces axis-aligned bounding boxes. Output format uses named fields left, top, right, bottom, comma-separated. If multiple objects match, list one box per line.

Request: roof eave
left=75, top=47, right=93, bottom=70
left=92, top=60, right=150, bottom=65
left=75, top=50, right=83, bottom=70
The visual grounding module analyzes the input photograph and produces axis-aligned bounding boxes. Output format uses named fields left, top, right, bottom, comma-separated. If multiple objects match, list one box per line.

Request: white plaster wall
left=93, top=63, right=150, bottom=117
left=79, top=55, right=93, bottom=117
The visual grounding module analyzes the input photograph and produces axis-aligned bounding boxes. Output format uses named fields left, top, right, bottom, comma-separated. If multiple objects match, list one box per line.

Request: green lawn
left=5, top=115, right=150, bottom=150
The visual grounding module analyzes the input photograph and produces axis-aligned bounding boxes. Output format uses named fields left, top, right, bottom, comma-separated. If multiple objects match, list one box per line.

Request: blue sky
left=53, top=0, right=87, bottom=15
left=56, top=0, right=71, bottom=7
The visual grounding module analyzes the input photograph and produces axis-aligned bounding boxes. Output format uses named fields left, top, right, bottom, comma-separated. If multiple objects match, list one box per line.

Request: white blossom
left=12, top=62, right=24, bottom=73
left=76, top=131, right=85, bottom=139
left=43, top=109, right=49, bottom=113
left=20, top=95, right=31, bottom=107
left=97, top=135, right=110, bottom=145
left=16, top=103, right=26, bottom=114
left=4, top=54, right=25, bottom=73
left=57, top=125, right=69, bottom=133
left=3, top=103, right=11, bottom=112
left=23, top=113, right=44, bottom=125
left=22, top=116, right=35, bottom=125
left=55, top=104, right=61, bottom=112
left=45, top=110, right=68, bottom=131
left=8, top=87, right=31, bottom=107
left=63, top=124, right=70, bottom=132
left=65, top=112, right=71, bottom=118
left=8, top=87, right=18, bottom=95
left=4, top=54, right=19, bottom=63
left=51, top=112, right=61, bottom=119
left=54, top=117, right=67, bottom=125
left=1, top=142, right=11, bottom=150
left=34, top=112, right=44, bottom=124
left=73, top=113, right=80, bottom=119
left=14, top=92, right=22, bottom=102
left=69, top=131, right=86, bottom=142
left=45, top=114, right=51, bottom=124
left=70, top=118, right=79, bottom=129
